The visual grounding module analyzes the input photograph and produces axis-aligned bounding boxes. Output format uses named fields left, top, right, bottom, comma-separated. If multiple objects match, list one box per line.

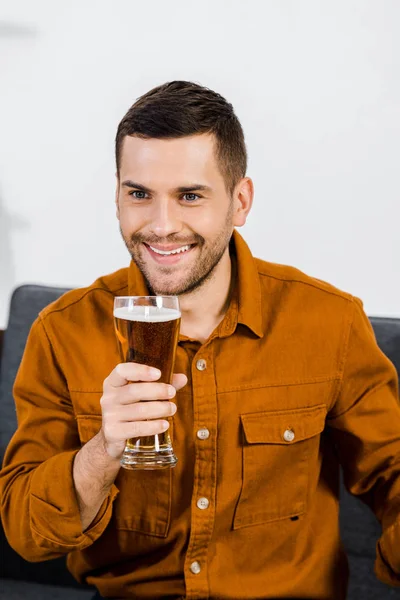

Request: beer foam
left=114, top=306, right=181, bottom=323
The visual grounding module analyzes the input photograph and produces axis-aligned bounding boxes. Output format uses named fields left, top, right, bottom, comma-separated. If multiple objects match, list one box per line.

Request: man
left=0, top=81, right=399, bottom=600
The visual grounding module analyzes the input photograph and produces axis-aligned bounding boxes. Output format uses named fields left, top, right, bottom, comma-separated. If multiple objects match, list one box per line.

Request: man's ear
left=232, top=177, right=254, bottom=227
left=115, top=173, right=120, bottom=220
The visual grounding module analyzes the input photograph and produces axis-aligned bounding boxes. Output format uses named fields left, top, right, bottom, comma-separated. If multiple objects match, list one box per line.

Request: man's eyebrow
left=121, top=181, right=154, bottom=193
left=175, top=184, right=212, bottom=193
left=121, top=180, right=213, bottom=194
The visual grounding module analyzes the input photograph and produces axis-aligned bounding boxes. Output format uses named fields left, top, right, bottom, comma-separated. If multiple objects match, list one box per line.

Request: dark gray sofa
left=0, top=284, right=399, bottom=599
left=0, top=286, right=95, bottom=600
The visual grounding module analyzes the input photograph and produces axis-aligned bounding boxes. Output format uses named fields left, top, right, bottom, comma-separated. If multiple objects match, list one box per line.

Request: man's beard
left=121, top=217, right=233, bottom=297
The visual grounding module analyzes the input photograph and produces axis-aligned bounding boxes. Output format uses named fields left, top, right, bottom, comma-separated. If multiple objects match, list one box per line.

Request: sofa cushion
left=0, top=578, right=94, bottom=599
left=0, top=284, right=70, bottom=461
left=346, top=554, right=399, bottom=599
left=0, top=285, right=92, bottom=590
left=369, top=316, right=400, bottom=374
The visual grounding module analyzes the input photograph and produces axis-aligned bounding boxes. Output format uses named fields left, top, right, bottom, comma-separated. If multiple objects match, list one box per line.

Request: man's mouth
left=148, top=244, right=192, bottom=256
left=143, top=242, right=196, bottom=264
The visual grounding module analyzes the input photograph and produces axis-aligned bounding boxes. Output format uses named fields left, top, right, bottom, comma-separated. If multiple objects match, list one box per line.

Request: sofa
left=0, top=284, right=399, bottom=599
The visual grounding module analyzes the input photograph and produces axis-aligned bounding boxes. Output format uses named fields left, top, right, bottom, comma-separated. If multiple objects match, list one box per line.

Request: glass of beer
left=113, top=296, right=181, bottom=470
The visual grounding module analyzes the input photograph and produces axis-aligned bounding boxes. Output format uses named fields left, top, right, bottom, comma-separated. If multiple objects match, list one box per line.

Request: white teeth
left=149, top=244, right=191, bottom=256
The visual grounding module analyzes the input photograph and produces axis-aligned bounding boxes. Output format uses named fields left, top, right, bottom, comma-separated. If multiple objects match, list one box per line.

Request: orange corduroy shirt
left=1, top=231, right=400, bottom=600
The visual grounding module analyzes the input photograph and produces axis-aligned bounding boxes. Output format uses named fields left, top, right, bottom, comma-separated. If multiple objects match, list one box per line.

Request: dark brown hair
left=115, top=81, right=247, bottom=195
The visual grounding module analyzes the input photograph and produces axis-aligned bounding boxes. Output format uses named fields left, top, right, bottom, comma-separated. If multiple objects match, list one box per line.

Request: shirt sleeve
left=327, top=297, right=400, bottom=586
left=0, top=316, right=118, bottom=561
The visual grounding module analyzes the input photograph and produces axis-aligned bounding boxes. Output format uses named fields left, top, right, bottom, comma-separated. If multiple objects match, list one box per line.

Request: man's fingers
left=117, top=382, right=176, bottom=404
left=101, top=365, right=185, bottom=455
left=171, top=373, right=188, bottom=391
left=118, top=401, right=177, bottom=422
left=105, top=363, right=161, bottom=389
left=105, top=365, right=187, bottom=393
left=112, top=419, right=171, bottom=441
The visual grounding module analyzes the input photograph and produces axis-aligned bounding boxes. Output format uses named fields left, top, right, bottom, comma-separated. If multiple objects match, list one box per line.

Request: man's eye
left=182, top=193, right=199, bottom=202
left=129, top=191, right=148, bottom=199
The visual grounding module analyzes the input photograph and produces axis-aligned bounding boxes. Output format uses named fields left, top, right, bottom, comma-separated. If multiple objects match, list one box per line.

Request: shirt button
left=196, top=497, right=209, bottom=510
left=197, top=428, right=210, bottom=440
left=190, top=561, right=201, bottom=574
left=196, top=359, right=207, bottom=371
left=283, top=429, right=295, bottom=442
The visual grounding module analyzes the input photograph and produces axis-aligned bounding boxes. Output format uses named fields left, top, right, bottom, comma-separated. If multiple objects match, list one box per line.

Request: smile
left=144, top=243, right=196, bottom=265
left=149, top=244, right=192, bottom=256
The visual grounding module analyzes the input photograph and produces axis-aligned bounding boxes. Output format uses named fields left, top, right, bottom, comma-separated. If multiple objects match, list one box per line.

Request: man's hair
left=115, top=81, right=247, bottom=195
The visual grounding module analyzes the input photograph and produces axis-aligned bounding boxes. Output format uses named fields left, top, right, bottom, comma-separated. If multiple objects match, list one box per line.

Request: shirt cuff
left=30, top=450, right=119, bottom=552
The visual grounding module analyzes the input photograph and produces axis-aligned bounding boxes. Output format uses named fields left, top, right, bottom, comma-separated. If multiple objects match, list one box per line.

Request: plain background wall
left=0, top=0, right=399, bottom=329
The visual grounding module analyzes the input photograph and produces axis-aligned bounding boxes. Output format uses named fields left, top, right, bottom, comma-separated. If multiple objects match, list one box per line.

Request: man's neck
left=179, top=247, right=234, bottom=344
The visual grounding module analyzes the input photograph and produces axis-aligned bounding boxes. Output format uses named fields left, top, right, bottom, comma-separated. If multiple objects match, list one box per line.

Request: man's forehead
left=119, top=133, right=224, bottom=188
left=120, top=133, right=217, bottom=167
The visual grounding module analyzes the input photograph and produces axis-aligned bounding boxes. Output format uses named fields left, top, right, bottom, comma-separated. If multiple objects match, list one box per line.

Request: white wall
left=0, top=0, right=399, bottom=328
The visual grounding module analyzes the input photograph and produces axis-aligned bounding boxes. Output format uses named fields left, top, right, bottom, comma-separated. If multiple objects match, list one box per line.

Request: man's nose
left=148, top=199, right=182, bottom=238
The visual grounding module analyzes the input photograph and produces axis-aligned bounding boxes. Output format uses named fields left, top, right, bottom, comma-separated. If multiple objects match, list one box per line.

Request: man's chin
left=144, top=276, right=185, bottom=297
left=146, top=276, right=199, bottom=298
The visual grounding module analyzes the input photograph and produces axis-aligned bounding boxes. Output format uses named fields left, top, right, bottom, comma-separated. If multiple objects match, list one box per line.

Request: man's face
left=116, top=133, right=242, bottom=296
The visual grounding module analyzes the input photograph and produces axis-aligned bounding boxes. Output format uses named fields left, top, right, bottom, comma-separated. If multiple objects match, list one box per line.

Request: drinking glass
left=114, top=296, right=181, bottom=469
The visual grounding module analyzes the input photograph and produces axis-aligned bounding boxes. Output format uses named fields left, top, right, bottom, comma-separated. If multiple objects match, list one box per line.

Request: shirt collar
left=127, top=228, right=264, bottom=339
left=227, top=229, right=264, bottom=339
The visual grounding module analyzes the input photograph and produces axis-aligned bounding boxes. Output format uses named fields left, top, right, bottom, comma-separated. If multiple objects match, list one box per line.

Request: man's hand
left=100, top=363, right=188, bottom=459
left=73, top=364, right=187, bottom=531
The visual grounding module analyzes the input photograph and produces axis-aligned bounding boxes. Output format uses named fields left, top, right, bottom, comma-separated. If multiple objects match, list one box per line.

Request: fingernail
left=161, top=420, right=170, bottom=430
left=149, top=368, right=161, bottom=378
left=168, top=386, right=176, bottom=397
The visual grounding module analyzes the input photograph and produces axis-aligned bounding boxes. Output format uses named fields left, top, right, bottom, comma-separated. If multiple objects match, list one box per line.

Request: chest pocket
left=234, top=404, right=326, bottom=529
left=76, top=414, right=172, bottom=538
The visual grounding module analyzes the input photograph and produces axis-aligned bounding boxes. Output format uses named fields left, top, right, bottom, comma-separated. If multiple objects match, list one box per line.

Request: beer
left=113, top=298, right=181, bottom=469
left=114, top=306, right=181, bottom=378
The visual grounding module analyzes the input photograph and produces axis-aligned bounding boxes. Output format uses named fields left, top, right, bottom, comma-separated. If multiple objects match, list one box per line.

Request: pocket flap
left=241, top=404, right=326, bottom=444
